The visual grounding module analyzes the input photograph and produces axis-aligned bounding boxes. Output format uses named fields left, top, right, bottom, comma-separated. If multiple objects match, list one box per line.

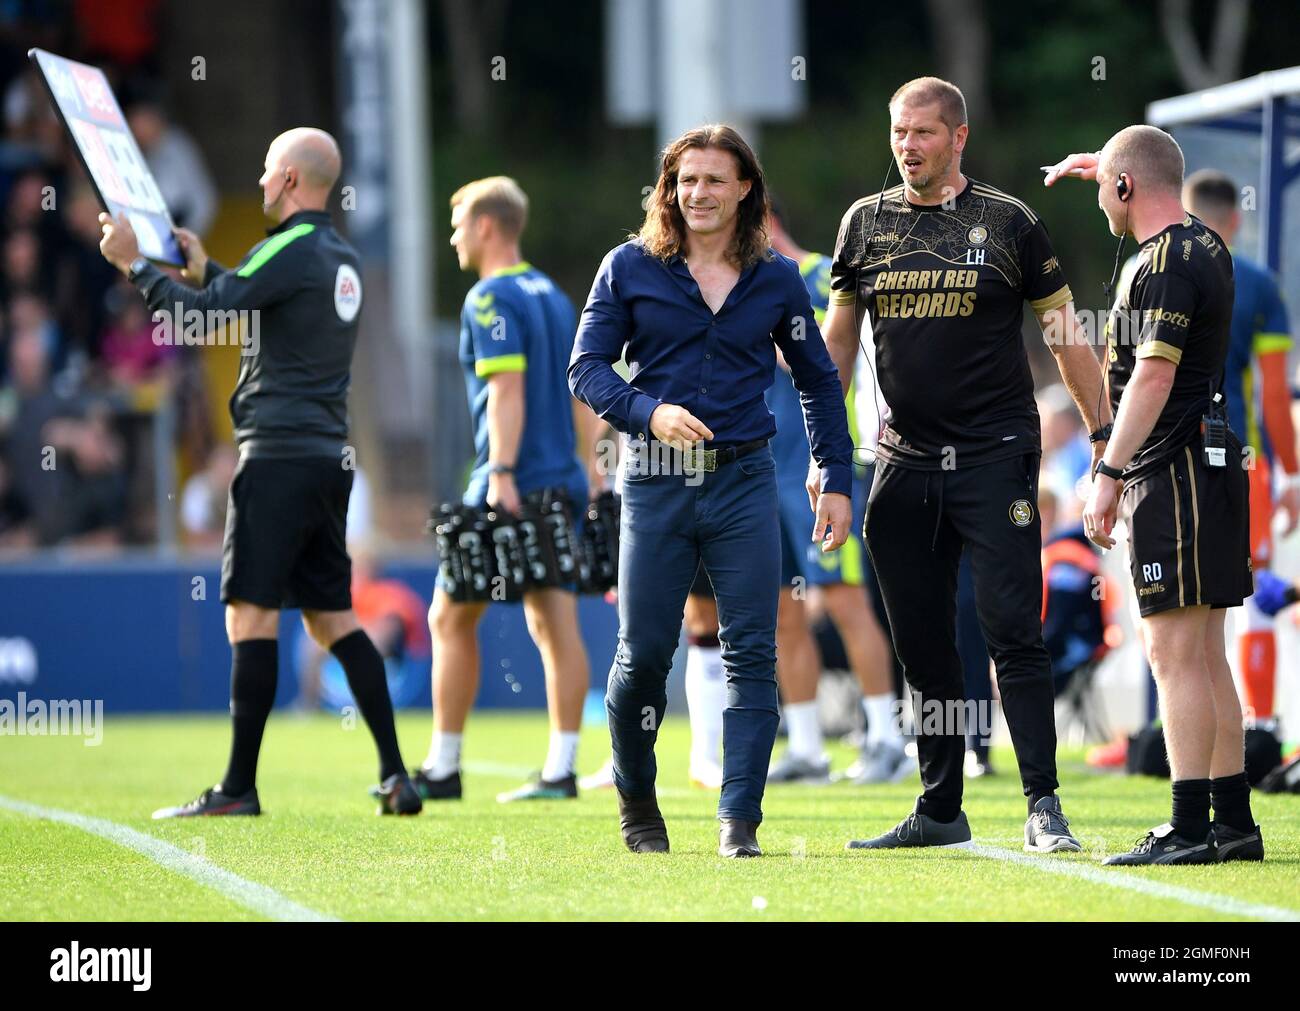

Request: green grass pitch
left=1, top=712, right=1296, bottom=921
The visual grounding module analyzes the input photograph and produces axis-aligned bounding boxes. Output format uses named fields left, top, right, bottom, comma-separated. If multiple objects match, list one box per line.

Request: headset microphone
left=872, top=160, right=894, bottom=219
left=1103, top=174, right=1131, bottom=303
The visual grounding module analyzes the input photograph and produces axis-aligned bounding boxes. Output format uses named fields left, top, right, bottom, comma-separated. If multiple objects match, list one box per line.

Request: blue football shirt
left=1223, top=252, right=1291, bottom=461
left=458, top=261, right=587, bottom=506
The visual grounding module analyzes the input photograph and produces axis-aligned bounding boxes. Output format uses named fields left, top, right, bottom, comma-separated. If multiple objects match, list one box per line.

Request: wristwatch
left=1093, top=459, right=1124, bottom=481
left=127, top=256, right=150, bottom=281
left=1088, top=423, right=1113, bottom=444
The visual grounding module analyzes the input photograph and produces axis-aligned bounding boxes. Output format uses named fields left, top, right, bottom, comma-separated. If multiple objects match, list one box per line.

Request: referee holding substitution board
left=99, top=127, right=422, bottom=819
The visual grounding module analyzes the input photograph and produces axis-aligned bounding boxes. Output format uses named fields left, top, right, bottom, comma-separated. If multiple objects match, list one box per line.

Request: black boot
left=617, top=788, right=669, bottom=853
left=719, top=819, right=761, bottom=857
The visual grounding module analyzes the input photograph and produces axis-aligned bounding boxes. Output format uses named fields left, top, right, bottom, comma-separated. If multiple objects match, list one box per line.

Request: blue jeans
left=608, top=446, right=780, bottom=823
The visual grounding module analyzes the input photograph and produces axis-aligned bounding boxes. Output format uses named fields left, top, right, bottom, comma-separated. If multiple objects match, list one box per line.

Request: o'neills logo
left=1138, top=583, right=1166, bottom=596
left=151, top=304, right=260, bottom=355
left=871, top=232, right=901, bottom=243
left=1144, top=307, right=1190, bottom=328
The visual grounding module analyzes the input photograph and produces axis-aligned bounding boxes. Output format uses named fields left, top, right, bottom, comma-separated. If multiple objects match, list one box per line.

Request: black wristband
left=487, top=463, right=515, bottom=476
left=1089, top=423, right=1113, bottom=444
left=1093, top=459, right=1124, bottom=481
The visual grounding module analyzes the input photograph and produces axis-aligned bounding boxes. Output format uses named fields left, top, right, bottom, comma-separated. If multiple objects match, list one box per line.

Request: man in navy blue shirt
left=570, top=125, right=854, bottom=857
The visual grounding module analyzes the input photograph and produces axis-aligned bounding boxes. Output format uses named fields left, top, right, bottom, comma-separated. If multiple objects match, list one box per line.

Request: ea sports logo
left=334, top=264, right=362, bottom=322
left=966, top=224, right=988, bottom=246
left=1009, top=499, right=1034, bottom=527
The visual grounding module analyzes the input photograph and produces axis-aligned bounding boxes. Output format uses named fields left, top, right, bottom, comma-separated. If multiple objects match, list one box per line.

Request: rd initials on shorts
left=1142, top=562, right=1163, bottom=583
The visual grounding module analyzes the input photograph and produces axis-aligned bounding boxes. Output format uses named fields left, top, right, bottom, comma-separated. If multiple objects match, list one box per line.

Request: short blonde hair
left=889, top=77, right=967, bottom=131
left=450, top=176, right=528, bottom=237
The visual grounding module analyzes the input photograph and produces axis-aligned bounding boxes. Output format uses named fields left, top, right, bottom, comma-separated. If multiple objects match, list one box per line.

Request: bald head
left=1099, top=125, right=1184, bottom=197
left=260, top=128, right=341, bottom=218
left=272, top=128, right=341, bottom=190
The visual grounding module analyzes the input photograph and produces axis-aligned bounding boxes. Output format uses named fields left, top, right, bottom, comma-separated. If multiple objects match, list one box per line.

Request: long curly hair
left=638, top=124, right=771, bottom=269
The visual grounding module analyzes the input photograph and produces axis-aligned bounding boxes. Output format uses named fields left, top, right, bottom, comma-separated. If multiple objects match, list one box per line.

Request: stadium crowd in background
left=0, top=9, right=217, bottom=550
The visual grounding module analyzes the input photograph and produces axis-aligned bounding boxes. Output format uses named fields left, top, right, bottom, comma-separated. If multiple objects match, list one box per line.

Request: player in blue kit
left=419, top=176, right=600, bottom=804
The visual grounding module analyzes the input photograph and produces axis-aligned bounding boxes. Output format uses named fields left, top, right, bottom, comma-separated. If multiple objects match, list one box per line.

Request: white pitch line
left=467, top=765, right=1295, bottom=920
left=968, top=843, right=1300, bottom=922
left=471, top=766, right=1294, bottom=919
left=0, top=795, right=337, bottom=922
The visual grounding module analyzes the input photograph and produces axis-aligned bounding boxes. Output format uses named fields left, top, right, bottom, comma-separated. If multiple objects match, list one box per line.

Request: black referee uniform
left=133, top=209, right=414, bottom=813
left=1108, top=216, right=1251, bottom=615
left=1097, top=209, right=1258, bottom=867
left=830, top=178, right=1070, bottom=823
left=132, top=211, right=361, bottom=609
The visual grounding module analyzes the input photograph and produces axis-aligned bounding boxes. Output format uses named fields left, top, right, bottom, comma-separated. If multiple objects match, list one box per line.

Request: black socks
left=1171, top=773, right=1255, bottom=839
left=220, top=631, right=406, bottom=793
left=1170, top=778, right=1212, bottom=841
left=331, top=629, right=405, bottom=782
left=1211, top=772, right=1255, bottom=832
left=220, top=639, right=278, bottom=796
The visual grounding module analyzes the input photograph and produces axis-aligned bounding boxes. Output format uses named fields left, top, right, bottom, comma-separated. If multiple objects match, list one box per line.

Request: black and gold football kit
left=830, top=177, right=1072, bottom=469
left=831, top=177, right=1070, bottom=821
left=1108, top=214, right=1252, bottom=617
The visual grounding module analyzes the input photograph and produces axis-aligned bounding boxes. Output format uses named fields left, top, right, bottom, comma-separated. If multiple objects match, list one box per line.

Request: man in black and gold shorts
left=1046, top=126, right=1260, bottom=865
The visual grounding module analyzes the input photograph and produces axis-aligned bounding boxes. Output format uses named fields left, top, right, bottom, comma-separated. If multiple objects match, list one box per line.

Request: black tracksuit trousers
left=864, top=452, right=1060, bottom=822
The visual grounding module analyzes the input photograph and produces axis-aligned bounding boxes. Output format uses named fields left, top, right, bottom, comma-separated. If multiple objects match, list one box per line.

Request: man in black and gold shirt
left=1102, top=211, right=1236, bottom=490
left=1045, top=127, right=1259, bottom=865
left=816, top=77, right=1108, bottom=852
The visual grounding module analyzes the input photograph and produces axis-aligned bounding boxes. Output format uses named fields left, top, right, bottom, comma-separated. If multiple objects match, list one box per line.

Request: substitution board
left=28, top=47, right=184, bottom=266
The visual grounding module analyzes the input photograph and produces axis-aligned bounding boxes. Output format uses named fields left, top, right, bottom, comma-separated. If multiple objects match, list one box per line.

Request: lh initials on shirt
left=964, top=248, right=986, bottom=266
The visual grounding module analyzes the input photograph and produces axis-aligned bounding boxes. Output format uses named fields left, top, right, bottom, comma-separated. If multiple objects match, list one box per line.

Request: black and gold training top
left=830, top=177, right=1072, bottom=470
left=1105, top=214, right=1234, bottom=482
